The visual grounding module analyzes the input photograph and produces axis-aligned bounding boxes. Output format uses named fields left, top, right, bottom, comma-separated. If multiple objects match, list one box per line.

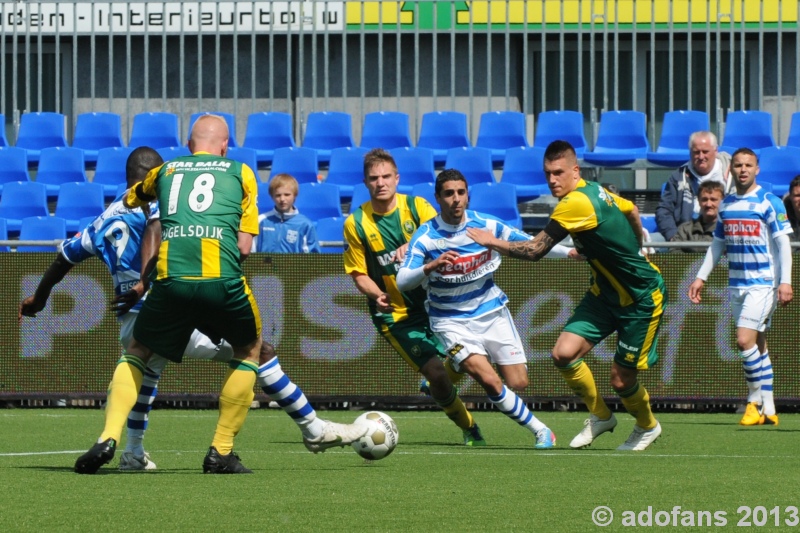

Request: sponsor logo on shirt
left=437, top=250, right=491, bottom=275
left=724, top=219, right=760, bottom=236
left=286, top=229, right=299, bottom=244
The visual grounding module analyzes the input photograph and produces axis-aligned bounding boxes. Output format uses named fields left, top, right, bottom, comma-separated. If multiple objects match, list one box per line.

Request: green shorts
left=564, top=279, right=667, bottom=370
left=133, top=277, right=261, bottom=362
left=377, top=314, right=445, bottom=372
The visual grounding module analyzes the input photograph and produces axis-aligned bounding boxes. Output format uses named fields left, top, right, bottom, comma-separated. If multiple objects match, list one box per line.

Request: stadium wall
left=4, top=253, right=800, bottom=404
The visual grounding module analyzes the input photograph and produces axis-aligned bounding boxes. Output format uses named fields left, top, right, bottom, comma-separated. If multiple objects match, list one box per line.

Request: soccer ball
left=351, top=411, right=399, bottom=460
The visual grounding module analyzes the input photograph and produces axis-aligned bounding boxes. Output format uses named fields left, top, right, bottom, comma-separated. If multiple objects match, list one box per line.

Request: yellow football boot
left=761, top=414, right=779, bottom=426
left=739, top=402, right=763, bottom=426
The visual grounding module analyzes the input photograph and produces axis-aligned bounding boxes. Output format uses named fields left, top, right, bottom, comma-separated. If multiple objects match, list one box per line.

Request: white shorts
left=729, top=286, right=776, bottom=332
left=118, top=312, right=234, bottom=375
left=430, top=306, right=526, bottom=372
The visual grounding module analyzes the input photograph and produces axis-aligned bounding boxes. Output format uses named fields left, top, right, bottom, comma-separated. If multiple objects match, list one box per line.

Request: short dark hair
left=698, top=180, right=725, bottom=197
left=789, top=174, right=800, bottom=192
left=731, top=147, right=758, bottom=163
left=363, top=148, right=397, bottom=178
left=435, top=168, right=468, bottom=195
left=126, top=147, right=164, bottom=186
left=543, top=140, right=578, bottom=165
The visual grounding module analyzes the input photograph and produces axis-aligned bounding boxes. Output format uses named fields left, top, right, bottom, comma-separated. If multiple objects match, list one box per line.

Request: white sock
left=258, top=357, right=324, bottom=439
left=740, top=346, right=762, bottom=405
left=488, top=385, right=546, bottom=433
left=124, top=367, right=160, bottom=455
left=759, top=351, right=775, bottom=416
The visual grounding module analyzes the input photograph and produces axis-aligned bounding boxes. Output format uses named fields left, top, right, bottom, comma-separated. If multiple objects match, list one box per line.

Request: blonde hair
left=269, top=173, right=299, bottom=196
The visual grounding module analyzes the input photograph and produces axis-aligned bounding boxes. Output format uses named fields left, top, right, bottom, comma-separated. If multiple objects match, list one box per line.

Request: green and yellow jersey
left=551, top=179, right=662, bottom=307
left=127, top=151, right=259, bottom=281
left=344, top=194, right=437, bottom=326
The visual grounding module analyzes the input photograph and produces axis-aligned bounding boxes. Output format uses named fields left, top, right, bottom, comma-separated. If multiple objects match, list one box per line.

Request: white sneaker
left=569, top=414, right=618, bottom=449
left=616, top=422, right=662, bottom=451
left=303, top=420, right=368, bottom=453
left=118, top=451, right=157, bottom=471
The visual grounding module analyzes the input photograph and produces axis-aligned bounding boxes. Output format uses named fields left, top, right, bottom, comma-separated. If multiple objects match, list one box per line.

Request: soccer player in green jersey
left=76, top=115, right=263, bottom=474
left=468, top=140, right=666, bottom=451
left=344, top=148, right=485, bottom=446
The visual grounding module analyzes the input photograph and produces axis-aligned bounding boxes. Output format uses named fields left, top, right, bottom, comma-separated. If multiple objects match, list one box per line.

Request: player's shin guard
left=100, top=355, right=145, bottom=443
left=212, top=359, right=258, bottom=455
left=740, top=346, right=762, bottom=405
left=488, top=385, right=546, bottom=433
left=618, top=382, right=657, bottom=430
left=257, top=356, right=323, bottom=439
left=557, top=359, right=612, bottom=420
left=433, top=385, right=475, bottom=430
left=124, top=366, right=160, bottom=456
left=759, top=352, right=775, bottom=416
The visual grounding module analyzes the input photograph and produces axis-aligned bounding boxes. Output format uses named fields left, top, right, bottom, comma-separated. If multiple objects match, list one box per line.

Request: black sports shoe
left=202, top=447, right=252, bottom=474
left=74, top=438, right=117, bottom=474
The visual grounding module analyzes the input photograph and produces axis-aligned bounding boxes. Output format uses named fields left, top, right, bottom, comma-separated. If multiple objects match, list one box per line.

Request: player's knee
left=506, top=375, right=528, bottom=392
left=550, top=352, right=572, bottom=368
left=259, top=341, right=276, bottom=365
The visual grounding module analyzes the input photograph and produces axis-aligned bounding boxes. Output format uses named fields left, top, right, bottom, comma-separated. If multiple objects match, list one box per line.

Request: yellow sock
left=444, top=358, right=465, bottom=386
left=435, top=386, right=475, bottom=430
left=211, top=360, right=258, bottom=455
left=557, top=360, right=612, bottom=420
left=99, top=355, right=144, bottom=443
left=619, top=383, right=657, bottom=430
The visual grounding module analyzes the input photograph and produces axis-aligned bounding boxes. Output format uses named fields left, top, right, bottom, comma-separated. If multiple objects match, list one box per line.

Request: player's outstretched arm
left=18, top=255, right=74, bottom=323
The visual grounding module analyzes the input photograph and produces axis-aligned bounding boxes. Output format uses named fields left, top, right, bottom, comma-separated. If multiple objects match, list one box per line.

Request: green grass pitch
left=1, top=409, right=799, bottom=532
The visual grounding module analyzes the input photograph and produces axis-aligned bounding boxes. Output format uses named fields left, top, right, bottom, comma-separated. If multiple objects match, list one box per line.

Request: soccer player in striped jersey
left=344, top=149, right=486, bottom=446
left=468, top=141, right=667, bottom=451
left=397, top=169, right=574, bottom=449
left=689, top=148, right=793, bottom=426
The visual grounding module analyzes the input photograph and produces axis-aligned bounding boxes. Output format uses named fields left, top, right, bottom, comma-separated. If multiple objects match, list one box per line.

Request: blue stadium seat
left=349, top=183, right=371, bottom=212
left=757, top=146, right=800, bottom=197
left=54, top=182, right=106, bottom=233
left=257, top=181, right=275, bottom=214
left=18, top=215, right=67, bottom=252
left=0, top=217, right=9, bottom=252
left=157, top=146, right=191, bottom=161
left=501, top=146, right=549, bottom=202
left=295, top=182, right=343, bottom=221
left=226, top=146, right=259, bottom=172
left=583, top=110, right=650, bottom=167
left=646, top=110, right=710, bottom=167
left=72, top=112, right=124, bottom=166
left=35, top=147, right=88, bottom=199
left=392, top=147, right=436, bottom=195
left=0, top=113, right=9, bottom=147
left=719, top=110, right=776, bottom=155
left=93, top=147, right=134, bottom=199
left=15, top=112, right=68, bottom=166
left=0, top=182, right=49, bottom=232
left=360, top=111, right=413, bottom=150
left=242, top=112, right=297, bottom=168
left=417, top=111, right=471, bottom=167
left=533, top=110, right=587, bottom=158
left=116, top=182, right=129, bottom=199
left=476, top=111, right=529, bottom=165
left=786, top=112, right=800, bottom=149
left=270, top=147, right=319, bottom=184
left=128, top=112, right=181, bottom=149
left=0, top=147, right=31, bottom=193
left=302, top=111, right=355, bottom=166
left=468, top=182, right=522, bottom=229
left=410, top=182, right=437, bottom=209
left=188, top=112, right=239, bottom=147
left=76, top=215, right=99, bottom=233
left=639, top=214, right=658, bottom=234
left=325, top=146, right=369, bottom=200
left=316, top=216, right=346, bottom=254
left=444, top=147, right=495, bottom=185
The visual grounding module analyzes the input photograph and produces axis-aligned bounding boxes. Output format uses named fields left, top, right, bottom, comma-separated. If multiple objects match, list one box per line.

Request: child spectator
left=255, top=173, right=320, bottom=253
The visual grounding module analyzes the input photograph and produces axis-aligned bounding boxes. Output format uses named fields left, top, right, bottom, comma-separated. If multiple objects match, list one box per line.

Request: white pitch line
left=0, top=450, right=86, bottom=456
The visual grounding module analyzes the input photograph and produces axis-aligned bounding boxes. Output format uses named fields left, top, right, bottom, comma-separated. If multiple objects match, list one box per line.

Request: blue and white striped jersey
left=713, top=185, right=792, bottom=288
left=400, top=210, right=531, bottom=320
left=59, top=192, right=159, bottom=313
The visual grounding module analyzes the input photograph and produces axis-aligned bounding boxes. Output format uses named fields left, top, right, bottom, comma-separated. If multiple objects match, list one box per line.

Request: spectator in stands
left=783, top=175, right=800, bottom=243
left=670, top=180, right=725, bottom=253
left=255, top=173, right=320, bottom=253
left=656, top=131, right=734, bottom=241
